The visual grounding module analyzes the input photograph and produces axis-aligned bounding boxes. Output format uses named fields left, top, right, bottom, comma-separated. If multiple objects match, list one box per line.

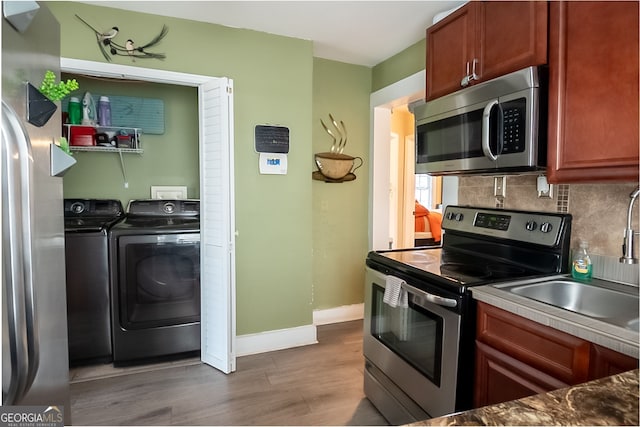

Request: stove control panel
left=442, top=206, right=570, bottom=247
left=474, top=212, right=511, bottom=231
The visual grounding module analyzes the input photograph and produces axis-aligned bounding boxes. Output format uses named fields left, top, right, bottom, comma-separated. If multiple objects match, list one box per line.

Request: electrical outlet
left=494, top=176, right=506, bottom=198
left=151, top=185, right=187, bottom=199
left=537, top=175, right=553, bottom=199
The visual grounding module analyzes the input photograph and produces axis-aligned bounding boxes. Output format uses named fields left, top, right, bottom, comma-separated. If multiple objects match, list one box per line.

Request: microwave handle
left=482, top=99, right=499, bottom=161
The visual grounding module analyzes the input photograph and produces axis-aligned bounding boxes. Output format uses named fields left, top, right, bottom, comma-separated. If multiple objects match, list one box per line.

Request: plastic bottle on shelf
left=571, top=240, right=593, bottom=280
left=98, top=96, right=112, bottom=126
left=68, top=97, right=81, bottom=125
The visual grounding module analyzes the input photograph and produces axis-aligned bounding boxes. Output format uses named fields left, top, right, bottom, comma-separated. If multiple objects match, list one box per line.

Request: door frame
left=369, top=70, right=425, bottom=251
left=60, top=58, right=236, bottom=372
left=369, top=70, right=458, bottom=251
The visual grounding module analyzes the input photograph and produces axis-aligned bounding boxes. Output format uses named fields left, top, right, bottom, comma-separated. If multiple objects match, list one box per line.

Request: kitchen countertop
left=471, top=277, right=639, bottom=358
left=412, top=369, right=639, bottom=426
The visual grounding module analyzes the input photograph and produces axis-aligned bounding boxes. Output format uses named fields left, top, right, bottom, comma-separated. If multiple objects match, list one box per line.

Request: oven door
left=363, top=266, right=461, bottom=422
left=117, top=233, right=200, bottom=330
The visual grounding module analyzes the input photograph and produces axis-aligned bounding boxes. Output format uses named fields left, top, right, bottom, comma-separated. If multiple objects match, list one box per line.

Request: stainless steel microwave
left=413, top=67, right=546, bottom=176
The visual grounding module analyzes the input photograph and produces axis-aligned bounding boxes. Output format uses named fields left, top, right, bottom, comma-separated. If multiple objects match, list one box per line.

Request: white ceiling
left=79, top=1, right=465, bottom=67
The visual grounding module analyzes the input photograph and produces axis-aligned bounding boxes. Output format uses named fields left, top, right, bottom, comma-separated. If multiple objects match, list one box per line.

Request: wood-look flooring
left=69, top=320, right=389, bottom=426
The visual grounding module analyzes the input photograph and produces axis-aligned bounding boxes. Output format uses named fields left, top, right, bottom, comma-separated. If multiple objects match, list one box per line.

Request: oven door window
left=371, top=284, right=443, bottom=386
left=118, top=234, right=200, bottom=329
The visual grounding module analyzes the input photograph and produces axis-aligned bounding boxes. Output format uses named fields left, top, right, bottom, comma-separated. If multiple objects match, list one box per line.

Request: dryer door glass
left=118, top=234, right=200, bottom=329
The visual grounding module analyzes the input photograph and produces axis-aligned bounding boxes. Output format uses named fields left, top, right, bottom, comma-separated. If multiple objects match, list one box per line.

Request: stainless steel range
left=363, top=205, right=572, bottom=424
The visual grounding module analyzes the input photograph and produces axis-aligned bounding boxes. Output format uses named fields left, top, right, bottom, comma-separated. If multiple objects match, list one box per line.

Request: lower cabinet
left=589, top=343, right=640, bottom=379
left=474, top=302, right=638, bottom=407
left=474, top=341, right=568, bottom=407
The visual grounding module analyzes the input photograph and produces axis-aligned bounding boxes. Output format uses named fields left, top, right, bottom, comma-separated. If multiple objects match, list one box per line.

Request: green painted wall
left=49, top=2, right=314, bottom=335
left=61, top=75, right=199, bottom=205
left=372, top=39, right=425, bottom=92
left=312, top=58, right=371, bottom=310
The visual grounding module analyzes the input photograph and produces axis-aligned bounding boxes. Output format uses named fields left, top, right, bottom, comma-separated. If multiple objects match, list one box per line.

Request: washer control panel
left=127, top=199, right=200, bottom=217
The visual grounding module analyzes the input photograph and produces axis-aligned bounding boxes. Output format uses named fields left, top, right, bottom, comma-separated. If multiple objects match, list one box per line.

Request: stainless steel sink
left=495, top=278, right=639, bottom=331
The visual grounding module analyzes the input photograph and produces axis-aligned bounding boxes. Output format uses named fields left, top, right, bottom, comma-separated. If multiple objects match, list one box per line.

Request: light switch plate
left=151, top=185, right=188, bottom=199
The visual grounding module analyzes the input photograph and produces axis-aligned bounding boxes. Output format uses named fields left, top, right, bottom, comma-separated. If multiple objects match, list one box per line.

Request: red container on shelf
left=116, top=134, right=133, bottom=148
left=70, top=126, right=96, bottom=146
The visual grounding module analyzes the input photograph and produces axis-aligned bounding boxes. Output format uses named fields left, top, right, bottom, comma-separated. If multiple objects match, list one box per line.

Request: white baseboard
left=236, top=324, right=317, bottom=357
left=313, top=303, right=364, bottom=325
left=235, top=304, right=364, bottom=357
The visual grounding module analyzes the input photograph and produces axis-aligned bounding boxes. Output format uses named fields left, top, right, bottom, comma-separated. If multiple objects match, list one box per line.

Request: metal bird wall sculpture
left=76, top=15, right=168, bottom=62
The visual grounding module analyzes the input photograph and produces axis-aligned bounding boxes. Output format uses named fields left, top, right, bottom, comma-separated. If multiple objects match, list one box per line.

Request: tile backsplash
left=458, top=175, right=640, bottom=284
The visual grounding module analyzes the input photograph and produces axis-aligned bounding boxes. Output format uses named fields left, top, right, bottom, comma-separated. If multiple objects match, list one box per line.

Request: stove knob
left=525, top=220, right=537, bottom=231
left=446, top=212, right=455, bottom=220
left=540, top=222, right=553, bottom=233
left=454, top=213, right=464, bottom=221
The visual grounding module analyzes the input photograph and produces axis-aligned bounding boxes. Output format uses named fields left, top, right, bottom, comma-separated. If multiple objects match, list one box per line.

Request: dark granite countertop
left=412, top=369, right=639, bottom=426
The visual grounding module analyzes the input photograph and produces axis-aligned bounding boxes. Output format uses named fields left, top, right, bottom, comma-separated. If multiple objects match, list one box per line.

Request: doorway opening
left=389, top=106, right=444, bottom=249
left=60, top=58, right=236, bottom=374
left=369, top=70, right=458, bottom=251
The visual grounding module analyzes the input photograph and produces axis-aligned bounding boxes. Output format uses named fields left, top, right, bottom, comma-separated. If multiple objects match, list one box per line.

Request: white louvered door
left=199, top=78, right=236, bottom=373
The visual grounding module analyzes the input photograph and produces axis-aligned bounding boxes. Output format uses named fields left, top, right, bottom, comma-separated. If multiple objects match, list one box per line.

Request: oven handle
left=401, top=282, right=458, bottom=308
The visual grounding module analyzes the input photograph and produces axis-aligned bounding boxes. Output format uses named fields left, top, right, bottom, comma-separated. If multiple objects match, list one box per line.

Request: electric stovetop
left=372, top=247, right=540, bottom=285
left=367, top=205, right=573, bottom=294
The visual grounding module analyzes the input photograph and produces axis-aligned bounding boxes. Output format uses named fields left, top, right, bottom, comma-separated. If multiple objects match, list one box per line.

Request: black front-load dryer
left=109, top=199, right=201, bottom=364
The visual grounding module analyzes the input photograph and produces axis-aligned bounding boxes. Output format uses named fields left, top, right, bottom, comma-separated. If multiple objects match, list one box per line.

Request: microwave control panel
left=500, top=98, right=526, bottom=154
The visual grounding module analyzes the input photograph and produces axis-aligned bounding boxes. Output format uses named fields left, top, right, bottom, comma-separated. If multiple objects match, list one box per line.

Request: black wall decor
left=255, top=125, right=290, bottom=153
left=27, top=83, right=57, bottom=127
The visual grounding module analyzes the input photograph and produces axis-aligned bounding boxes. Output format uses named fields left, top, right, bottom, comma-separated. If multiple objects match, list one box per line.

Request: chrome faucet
left=620, top=186, right=640, bottom=264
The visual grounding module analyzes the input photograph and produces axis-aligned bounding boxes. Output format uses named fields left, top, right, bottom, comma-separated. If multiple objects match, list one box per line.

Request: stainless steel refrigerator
left=2, top=2, right=72, bottom=424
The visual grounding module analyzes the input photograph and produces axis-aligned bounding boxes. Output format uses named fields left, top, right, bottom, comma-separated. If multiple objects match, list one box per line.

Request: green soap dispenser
left=572, top=240, right=593, bottom=280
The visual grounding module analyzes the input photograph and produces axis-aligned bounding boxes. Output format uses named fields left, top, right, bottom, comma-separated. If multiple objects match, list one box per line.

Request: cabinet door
left=474, top=340, right=568, bottom=407
left=476, top=1, right=548, bottom=82
left=476, top=302, right=591, bottom=385
left=547, top=1, right=640, bottom=183
left=589, top=344, right=639, bottom=379
left=426, top=3, right=475, bottom=100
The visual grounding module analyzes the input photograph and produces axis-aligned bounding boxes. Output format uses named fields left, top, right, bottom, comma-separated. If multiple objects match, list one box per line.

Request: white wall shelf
left=64, top=124, right=142, bottom=152
left=69, top=146, right=142, bottom=154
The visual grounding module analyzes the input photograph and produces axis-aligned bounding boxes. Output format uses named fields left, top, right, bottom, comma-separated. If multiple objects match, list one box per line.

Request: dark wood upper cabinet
left=426, top=5, right=475, bottom=101
left=426, top=1, right=547, bottom=101
left=547, top=1, right=640, bottom=183
left=476, top=1, right=547, bottom=82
